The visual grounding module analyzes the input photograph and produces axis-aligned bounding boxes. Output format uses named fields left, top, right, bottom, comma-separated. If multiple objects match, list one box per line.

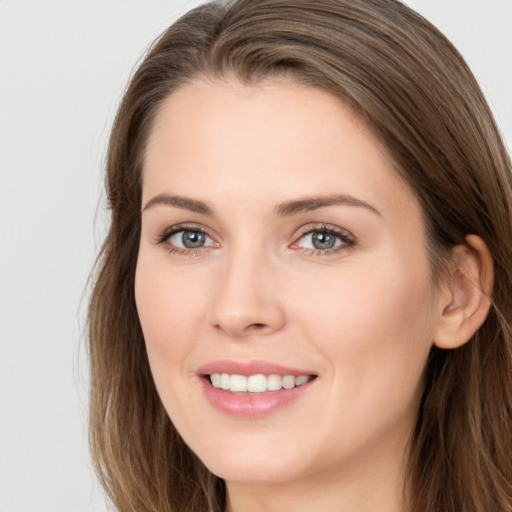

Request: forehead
left=142, top=78, right=416, bottom=219
left=145, top=78, right=387, bottom=165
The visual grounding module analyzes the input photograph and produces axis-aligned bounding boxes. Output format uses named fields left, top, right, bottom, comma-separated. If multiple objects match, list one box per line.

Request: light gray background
left=0, top=1, right=510, bottom=511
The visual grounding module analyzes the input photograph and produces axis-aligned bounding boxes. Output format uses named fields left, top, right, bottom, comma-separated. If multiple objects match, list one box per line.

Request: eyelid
left=290, top=223, right=356, bottom=253
left=152, top=222, right=355, bottom=256
left=153, top=223, right=219, bottom=248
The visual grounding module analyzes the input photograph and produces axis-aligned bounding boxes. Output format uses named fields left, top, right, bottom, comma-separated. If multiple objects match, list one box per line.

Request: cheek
left=134, top=259, right=215, bottom=431
left=134, top=259, right=209, bottom=371
left=293, top=255, right=436, bottom=338
left=292, top=257, right=437, bottom=406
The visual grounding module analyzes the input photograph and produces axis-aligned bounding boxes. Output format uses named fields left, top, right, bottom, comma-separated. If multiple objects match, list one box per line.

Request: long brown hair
left=88, top=1, right=512, bottom=510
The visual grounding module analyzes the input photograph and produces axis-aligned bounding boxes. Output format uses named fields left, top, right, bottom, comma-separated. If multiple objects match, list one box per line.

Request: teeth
left=295, top=375, right=310, bottom=386
left=267, top=374, right=282, bottom=391
left=209, top=373, right=312, bottom=393
left=220, top=373, right=230, bottom=390
left=248, top=374, right=266, bottom=392
left=211, top=373, right=222, bottom=388
left=282, top=375, right=295, bottom=389
left=230, top=374, right=248, bottom=392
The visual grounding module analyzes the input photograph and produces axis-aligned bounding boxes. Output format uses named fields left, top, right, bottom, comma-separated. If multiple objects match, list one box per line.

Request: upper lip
left=197, top=359, right=316, bottom=377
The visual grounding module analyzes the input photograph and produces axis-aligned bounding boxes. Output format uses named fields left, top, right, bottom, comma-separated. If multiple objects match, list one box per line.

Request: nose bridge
left=209, top=236, right=284, bottom=337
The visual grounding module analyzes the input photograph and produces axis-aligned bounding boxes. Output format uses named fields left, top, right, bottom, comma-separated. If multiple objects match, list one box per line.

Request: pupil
left=312, top=231, right=335, bottom=250
left=182, top=231, right=205, bottom=248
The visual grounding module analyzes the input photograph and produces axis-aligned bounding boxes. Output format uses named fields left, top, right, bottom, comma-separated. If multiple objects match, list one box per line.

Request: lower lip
left=200, top=377, right=315, bottom=419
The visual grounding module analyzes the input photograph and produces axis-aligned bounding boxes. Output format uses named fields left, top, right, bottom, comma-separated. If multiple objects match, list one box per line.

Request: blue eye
left=305, top=231, right=339, bottom=250
left=295, top=226, right=354, bottom=253
left=157, top=227, right=217, bottom=252
left=170, top=230, right=209, bottom=249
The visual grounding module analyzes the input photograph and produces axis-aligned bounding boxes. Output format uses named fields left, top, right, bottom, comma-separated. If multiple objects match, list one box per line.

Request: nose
left=208, top=247, right=286, bottom=338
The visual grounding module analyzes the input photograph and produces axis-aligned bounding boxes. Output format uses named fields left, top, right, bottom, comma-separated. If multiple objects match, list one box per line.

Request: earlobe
left=433, top=235, right=494, bottom=350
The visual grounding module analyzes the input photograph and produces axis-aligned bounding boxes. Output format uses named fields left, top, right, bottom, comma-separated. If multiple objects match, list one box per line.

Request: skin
left=135, top=79, right=467, bottom=512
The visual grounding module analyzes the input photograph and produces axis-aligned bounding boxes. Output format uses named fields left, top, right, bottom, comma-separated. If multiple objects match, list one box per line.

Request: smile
left=209, top=373, right=312, bottom=393
left=198, top=361, right=318, bottom=418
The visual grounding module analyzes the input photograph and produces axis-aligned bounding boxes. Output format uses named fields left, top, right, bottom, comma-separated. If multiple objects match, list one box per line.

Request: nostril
left=243, top=323, right=269, bottom=334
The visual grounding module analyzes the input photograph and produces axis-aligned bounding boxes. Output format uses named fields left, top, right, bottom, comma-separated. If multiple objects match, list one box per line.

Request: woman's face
left=136, top=79, right=445, bottom=488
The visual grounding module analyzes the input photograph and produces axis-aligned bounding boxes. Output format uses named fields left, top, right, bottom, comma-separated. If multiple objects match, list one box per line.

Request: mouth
left=207, top=373, right=314, bottom=393
left=197, top=360, right=317, bottom=418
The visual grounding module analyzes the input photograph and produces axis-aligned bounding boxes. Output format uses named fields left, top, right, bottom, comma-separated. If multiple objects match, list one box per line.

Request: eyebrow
left=275, top=194, right=382, bottom=217
left=143, top=193, right=213, bottom=215
left=142, top=193, right=381, bottom=217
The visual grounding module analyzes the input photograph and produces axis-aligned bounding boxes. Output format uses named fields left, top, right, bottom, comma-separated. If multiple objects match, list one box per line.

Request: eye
left=156, top=226, right=218, bottom=253
left=292, top=225, right=355, bottom=254
left=170, top=230, right=212, bottom=249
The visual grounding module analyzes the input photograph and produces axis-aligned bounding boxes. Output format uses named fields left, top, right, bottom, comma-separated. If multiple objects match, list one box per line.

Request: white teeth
left=267, top=374, right=282, bottom=391
left=282, top=375, right=295, bottom=389
left=248, top=374, right=267, bottom=392
left=210, top=373, right=222, bottom=388
left=220, top=373, right=230, bottom=390
left=209, top=373, right=312, bottom=393
left=295, top=375, right=310, bottom=386
left=230, top=374, right=248, bottom=392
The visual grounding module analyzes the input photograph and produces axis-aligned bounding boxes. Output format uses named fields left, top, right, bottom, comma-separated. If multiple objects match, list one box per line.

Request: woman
left=88, top=0, right=512, bottom=510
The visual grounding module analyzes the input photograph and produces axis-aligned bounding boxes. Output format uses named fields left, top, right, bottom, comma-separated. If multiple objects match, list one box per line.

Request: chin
left=207, top=460, right=301, bottom=485
left=193, top=442, right=306, bottom=485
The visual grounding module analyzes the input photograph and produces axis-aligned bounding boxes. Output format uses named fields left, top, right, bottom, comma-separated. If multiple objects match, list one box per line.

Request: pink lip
left=197, top=359, right=314, bottom=377
left=197, top=360, right=317, bottom=420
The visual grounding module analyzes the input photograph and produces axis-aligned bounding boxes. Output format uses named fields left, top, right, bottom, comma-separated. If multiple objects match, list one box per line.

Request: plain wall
left=0, top=1, right=510, bottom=511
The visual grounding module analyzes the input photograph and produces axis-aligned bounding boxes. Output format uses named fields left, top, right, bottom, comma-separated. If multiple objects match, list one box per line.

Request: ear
left=433, top=235, right=494, bottom=349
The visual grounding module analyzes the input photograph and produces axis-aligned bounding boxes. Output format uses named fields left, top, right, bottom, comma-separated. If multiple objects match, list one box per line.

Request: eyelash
left=154, top=223, right=356, bottom=256
left=292, top=224, right=356, bottom=255
left=154, top=224, right=214, bottom=255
